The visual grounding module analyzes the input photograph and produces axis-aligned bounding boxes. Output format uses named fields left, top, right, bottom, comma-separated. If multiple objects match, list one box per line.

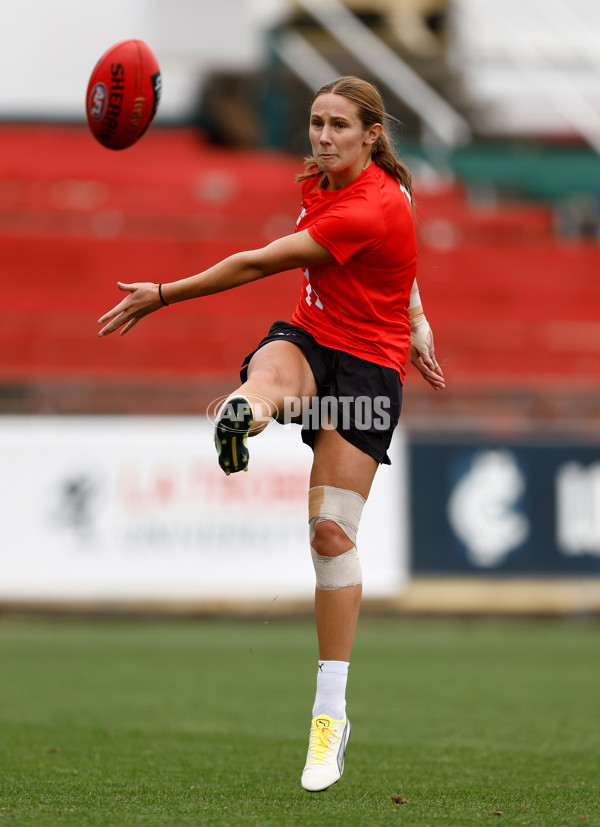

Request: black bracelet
left=158, top=283, right=169, bottom=307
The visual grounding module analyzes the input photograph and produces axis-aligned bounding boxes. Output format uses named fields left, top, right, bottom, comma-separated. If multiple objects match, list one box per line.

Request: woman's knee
left=311, top=519, right=354, bottom=558
left=246, top=341, right=316, bottom=400
left=246, top=362, right=281, bottom=389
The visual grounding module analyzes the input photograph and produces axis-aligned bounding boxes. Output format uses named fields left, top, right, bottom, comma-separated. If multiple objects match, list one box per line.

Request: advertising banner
left=410, top=436, right=600, bottom=575
left=0, top=417, right=407, bottom=603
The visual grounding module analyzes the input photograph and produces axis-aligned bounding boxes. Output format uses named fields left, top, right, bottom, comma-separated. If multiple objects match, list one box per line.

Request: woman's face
left=309, top=93, right=380, bottom=188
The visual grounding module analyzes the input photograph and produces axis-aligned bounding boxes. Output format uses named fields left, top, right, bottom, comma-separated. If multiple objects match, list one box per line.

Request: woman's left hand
left=410, top=319, right=445, bottom=390
left=98, top=282, right=163, bottom=337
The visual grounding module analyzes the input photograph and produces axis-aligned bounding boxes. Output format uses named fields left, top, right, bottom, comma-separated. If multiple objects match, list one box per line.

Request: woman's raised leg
left=214, top=340, right=317, bottom=473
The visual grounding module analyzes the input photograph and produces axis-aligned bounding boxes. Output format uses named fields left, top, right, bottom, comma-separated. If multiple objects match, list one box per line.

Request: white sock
left=312, top=660, right=349, bottom=720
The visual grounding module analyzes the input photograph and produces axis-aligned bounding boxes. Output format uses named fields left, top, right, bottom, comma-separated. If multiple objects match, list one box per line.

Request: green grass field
left=0, top=615, right=598, bottom=826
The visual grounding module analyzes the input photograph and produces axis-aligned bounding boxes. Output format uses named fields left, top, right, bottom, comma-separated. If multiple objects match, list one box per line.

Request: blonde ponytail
left=371, top=131, right=413, bottom=197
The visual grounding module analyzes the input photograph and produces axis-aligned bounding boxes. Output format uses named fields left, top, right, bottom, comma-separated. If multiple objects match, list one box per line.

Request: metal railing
left=275, top=0, right=471, bottom=147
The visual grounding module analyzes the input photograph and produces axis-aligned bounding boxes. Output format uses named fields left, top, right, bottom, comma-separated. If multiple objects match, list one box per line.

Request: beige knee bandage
left=309, top=485, right=365, bottom=590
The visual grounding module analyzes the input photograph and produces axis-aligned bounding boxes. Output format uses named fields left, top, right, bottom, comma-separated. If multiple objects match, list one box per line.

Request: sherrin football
left=86, top=39, right=162, bottom=150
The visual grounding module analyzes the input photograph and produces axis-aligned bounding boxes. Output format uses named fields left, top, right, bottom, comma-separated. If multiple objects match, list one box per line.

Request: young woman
left=98, top=76, right=444, bottom=792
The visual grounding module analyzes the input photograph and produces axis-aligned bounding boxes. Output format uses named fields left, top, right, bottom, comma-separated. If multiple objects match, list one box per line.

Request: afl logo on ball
left=88, top=82, right=108, bottom=120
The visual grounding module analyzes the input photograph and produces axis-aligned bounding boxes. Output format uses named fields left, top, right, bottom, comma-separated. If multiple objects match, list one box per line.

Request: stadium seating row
left=1, top=125, right=599, bottom=400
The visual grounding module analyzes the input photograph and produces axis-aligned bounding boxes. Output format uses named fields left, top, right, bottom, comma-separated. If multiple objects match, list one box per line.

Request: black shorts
left=240, top=321, right=402, bottom=465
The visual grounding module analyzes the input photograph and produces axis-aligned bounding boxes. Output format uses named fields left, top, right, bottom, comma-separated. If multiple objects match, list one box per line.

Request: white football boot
left=301, top=714, right=351, bottom=792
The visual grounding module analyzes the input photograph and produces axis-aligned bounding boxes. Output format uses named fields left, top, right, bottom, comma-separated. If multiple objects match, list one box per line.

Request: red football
left=86, top=39, right=162, bottom=150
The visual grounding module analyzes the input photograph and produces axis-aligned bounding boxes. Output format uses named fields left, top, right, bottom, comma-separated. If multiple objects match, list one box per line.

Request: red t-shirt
left=291, top=162, right=416, bottom=380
